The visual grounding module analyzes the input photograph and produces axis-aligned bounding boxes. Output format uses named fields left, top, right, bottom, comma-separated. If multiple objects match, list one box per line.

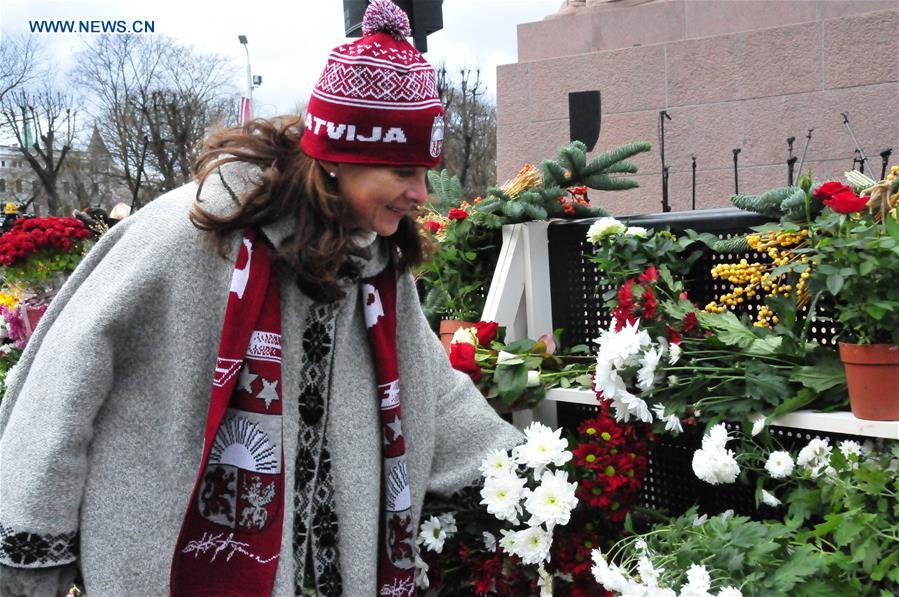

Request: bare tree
left=72, top=36, right=236, bottom=203
left=435, top=64, right=497, bottom=197
left=1, top=85, right=79, bottom=215
left=0, top=34, right=42, bottom=104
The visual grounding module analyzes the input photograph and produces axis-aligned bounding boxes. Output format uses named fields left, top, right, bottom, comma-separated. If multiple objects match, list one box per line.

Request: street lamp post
left=238, top=35, right=252, bottom=120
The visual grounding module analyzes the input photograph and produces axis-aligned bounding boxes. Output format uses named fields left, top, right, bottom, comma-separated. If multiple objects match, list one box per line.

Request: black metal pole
left=852, top=150, right=861, bottom=172
left=733, top=148, right=741, bottom=195
left=880, top=148, right=893, bottom=180
left=691, top=154, right=697, bottom=210
left=841, top=113, right=874, bottom=176
left=786, top=136, right=796, bottom=186
left=659, top=110, right=671, bottom=212
left=797, top=129, right=813, bottom=177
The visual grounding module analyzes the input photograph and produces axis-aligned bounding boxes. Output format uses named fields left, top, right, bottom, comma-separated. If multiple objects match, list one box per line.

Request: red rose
left=812, top=181, right=853, bottom=202
left=422, top=220, right=441, bottom=234
left=824, top=190, right=868, bottom=214
left=474, top=320, right=499, bottom=345
left=449, top=342, right=482, bottom=382
left=447, top=208, right=468, bottom=221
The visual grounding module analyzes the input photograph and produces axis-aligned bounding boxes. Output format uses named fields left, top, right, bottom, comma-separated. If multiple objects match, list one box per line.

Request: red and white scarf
left=170, top=230, right=415, bottom=596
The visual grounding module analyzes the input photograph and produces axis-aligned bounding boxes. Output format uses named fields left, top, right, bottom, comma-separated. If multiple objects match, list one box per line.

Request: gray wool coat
left=0, top=162, right=522, bottom=596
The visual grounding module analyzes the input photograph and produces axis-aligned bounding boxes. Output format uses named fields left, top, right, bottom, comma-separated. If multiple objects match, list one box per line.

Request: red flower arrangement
left=568, top=405, right=651, bottom=524
left=0, top=217, right=90, bottom=268
left=813, top=181, right=869, bottom=214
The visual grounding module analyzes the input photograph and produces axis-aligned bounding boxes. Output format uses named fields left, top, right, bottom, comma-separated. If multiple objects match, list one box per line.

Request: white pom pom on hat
left=362, top=0, right=412, bottom=39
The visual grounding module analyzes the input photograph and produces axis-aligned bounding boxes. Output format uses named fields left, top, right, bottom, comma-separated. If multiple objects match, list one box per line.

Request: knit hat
left=300, top=0, right=445, bottom=168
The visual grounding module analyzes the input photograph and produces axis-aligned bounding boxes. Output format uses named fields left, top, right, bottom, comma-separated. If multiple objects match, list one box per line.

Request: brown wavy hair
left=190, top=116, right=430, bottom=303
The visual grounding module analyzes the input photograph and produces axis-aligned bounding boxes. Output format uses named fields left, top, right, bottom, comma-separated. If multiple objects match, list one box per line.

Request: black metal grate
left=548, top=208, right=850, bottom=518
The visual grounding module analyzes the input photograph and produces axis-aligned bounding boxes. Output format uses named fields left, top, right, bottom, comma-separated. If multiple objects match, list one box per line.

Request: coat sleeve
left=395, top=273, right=523, bottom=497
left=0, top=211, right=168, bottom=578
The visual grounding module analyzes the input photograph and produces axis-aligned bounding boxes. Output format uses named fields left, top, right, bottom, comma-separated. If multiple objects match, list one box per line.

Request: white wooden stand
left=480, top=221, right=899, bottom=440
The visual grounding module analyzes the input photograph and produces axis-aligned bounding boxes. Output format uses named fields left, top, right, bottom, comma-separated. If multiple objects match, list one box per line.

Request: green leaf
left=866, top=304, right=888, bottom=320
left=771, top=545, right=822, bottom=592
left=493, top=363, right=529, bottom=403
left=697, top=310, right=757, bottom=348
left=885, top=212, right=899, bottom=242
left=746, top=335, right=783, bottom=356
left=772, top=388, right=818, bottom=417
left=826, top=274, right=844, bottom=295
left=745, top=361, right=792, bottom=404
left=790, top=358, right=846, bottom=393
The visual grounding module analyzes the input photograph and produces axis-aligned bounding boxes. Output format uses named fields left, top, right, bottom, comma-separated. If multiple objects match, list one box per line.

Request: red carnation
left=638, top=265, right=658, bottom=284
left=667, top=326, right=682, bottom=344
left=447, top=208, right=468, bottom=221
left=474, top=320, right=499, bottom=346
left=683, top=311, right=698, bottom=333
left=449, top=342, right=482, bottom=382
left=640, top=286, right=657, bottom=320
left=422, top=220, right=440, bottom=234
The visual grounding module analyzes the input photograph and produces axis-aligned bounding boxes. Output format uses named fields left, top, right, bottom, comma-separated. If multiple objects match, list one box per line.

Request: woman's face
left=327, top=162, right=428, bottom=236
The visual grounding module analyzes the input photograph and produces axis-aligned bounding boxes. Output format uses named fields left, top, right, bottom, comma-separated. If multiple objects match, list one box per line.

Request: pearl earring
left=329, top=171, right=337, bottom=179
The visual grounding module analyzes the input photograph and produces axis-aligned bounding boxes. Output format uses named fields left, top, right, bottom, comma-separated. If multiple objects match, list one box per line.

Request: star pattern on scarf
left=256, top=378, right=280, bottom=410
left=238, top=364, right=258, bottom=394
left=385, top=414, right=403, bottom=442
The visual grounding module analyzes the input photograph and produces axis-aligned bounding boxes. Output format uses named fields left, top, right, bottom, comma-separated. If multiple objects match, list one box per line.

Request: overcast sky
left=1, top=0, right=562, bottom=118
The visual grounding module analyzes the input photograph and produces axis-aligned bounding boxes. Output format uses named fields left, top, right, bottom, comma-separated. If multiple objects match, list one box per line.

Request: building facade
left=497, top=0, right=898, bottom=215
left=0, top=127, right=129, bottom=216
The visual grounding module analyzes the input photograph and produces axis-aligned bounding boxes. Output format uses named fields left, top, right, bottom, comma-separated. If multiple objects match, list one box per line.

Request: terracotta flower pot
left=838, top=342, right=899, bottom=421
left=438, top=319, right=475, bottom=355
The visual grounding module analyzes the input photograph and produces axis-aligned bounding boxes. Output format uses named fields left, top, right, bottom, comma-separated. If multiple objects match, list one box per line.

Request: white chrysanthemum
left=797, top=437, right=832, bottom=475
left=450, top=325, right=478, bottom=345
left=761, top=489, right=781, bottom=507
left=591, top=549, right=630, bottom=593
left=482, top=531, right=497, bottom=552
left=764, top=451, right=794, bottom=479
left=626, top=226, right=648, bottom=238
left=637, top=346, right=662, bottom=391
left=637, top=555, right=662, bottom=587
left=595, top=320, right=652, bottom=371
left=480, top=472, right=527, bottom=523
left=587, top=217, right=626, bottom=243
left=619, top=391, right=653, bottom=423
left=524, top=469, right=579, bottom=527
left=839, top=440, right=863, bottom=461
left=692, top=513, right=708, bottom=526
left=417, top=515, right=448, bottom=553
left=684, top=563, right=711, bottom=593
left=480, top=448, right=516, bottom=479
left=413, top=552, right=430, bottom=590
left=668, top=342, right=682, bottom=365
left=437, top=511, right=457, bottom=536
left=514, top=525, right=552, bottom=565
left=692, top=446, right=740, bottom=485
left=513, top=422, right=572, bottom=475
left=751, top=416, right=766, bottom=437
left=702, top=423, right=730, bottom=451
left=717, top=587, right=743, bottom=597
left=498, top=528, right=518, bottom=554
left=652, top=403, right=683, bottom=434
left=635, top=539, right=648, bottom=552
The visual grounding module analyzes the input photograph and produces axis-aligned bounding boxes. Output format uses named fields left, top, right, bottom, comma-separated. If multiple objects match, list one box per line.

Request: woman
left=0, top=2, right=521, bottom=595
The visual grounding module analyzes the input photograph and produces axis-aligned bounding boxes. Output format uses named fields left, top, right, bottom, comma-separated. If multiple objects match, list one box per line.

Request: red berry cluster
left=0, top=217, right=90, bottom=267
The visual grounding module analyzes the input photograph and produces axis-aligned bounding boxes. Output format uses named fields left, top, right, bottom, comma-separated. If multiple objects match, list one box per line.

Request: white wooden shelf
left=544, top=388, right=899, bottom=440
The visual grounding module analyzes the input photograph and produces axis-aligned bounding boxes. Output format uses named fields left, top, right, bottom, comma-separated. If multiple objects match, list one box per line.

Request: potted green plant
left=417, top=204, right=500, bottom=351
left=804, top=173, right=899, bottom=420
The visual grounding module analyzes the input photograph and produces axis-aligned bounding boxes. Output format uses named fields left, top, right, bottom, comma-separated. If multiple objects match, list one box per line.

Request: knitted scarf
left=170, top=230, right=415, bottom=596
